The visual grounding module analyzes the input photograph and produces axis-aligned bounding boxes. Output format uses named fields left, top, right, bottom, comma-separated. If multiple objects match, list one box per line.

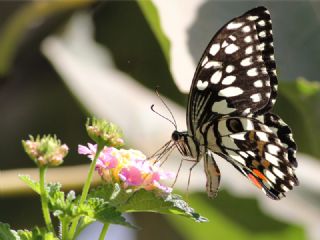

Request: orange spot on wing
left=248, top=173, right=262, bottom=189
left=253, top=169, right=267, bottom=181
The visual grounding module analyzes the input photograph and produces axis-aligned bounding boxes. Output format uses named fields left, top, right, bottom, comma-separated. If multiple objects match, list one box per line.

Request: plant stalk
left=68, top=144, right=103, bottom=239
left=99, top=224, right=109, bottom=240
left=39, top=167, right=55, bottom=233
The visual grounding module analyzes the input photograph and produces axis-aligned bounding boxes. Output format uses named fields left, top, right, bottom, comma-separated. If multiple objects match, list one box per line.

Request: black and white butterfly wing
left=214, top=116, right=298, bottom=199
left=183, top=6, right=298, bottom=199
left=187, top=6, right=277, bottom=135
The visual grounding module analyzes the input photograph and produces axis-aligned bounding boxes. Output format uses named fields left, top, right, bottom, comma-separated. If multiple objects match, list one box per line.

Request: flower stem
left=39, top=167, right=54, bottom=233
left=61, top=220, right=68, bottom=240
left=68, top=144, right=104, bottom=239
left=99, top=224, right=109, bottom=240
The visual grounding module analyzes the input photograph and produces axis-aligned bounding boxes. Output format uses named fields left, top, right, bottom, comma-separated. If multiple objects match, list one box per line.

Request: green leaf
left=90, top=184, right=207, bottom=222
left=276, top=78, right=320, bottom=159
left=94, top=203, right=135, bottom=228
left=137, top=0, right=170, bottom=64
left=0, top=222, right=17, bottom=240
left=18, top=175, right=40, bottom=194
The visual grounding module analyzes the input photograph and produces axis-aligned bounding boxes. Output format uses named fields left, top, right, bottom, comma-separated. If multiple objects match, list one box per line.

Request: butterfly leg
left=171, top=158, right=198, bottom=188
left=171, top=158, right=184, bottom=187
left=186, top=159, right=201, bottom=197
left=204, top=151, right=221, bottom=198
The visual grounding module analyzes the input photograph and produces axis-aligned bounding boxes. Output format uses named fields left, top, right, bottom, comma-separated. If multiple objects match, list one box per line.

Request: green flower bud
left=86, top=118, right=124, bottom=148
left=22, top=135, right=68, bottom=167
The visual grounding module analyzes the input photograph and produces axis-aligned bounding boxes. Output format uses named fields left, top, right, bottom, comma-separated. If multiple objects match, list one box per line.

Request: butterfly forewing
left=187, top=6, right=278, bottom=135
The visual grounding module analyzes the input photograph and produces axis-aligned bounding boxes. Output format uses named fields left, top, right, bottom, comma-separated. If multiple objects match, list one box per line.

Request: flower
left=86, top=118, right=124, bottom=148
left=22, top=135, right=68, bottom=167
left=78, top=143, right=173, bottom=194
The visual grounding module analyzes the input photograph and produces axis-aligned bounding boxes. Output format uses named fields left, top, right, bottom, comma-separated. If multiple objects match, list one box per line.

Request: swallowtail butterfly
left=163, top=6, right=298, bottom=200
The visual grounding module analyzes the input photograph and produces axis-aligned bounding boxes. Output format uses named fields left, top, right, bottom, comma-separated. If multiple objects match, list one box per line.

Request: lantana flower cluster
left=79, top=143, right=174, bottom=193
left=22, top=135, right=68, bottom=167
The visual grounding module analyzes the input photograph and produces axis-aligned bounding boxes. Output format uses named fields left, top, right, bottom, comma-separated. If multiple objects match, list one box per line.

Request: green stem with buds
left=68, top=143, right=104, bottom=239
left=99, top=224, right=109, bottom=240
left=39, top=167, right=55, bottom=233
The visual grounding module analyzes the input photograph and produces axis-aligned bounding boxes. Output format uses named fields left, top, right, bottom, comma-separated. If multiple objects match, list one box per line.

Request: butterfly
left=164, top=6, right=299, bottom=200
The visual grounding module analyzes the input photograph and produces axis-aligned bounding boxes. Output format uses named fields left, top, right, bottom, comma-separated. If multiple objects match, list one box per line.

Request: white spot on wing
left=226, top=21, right=244, bottom=30
left=257, top=42, right=266, bottom=51
left=196, top=80, right=208, bottom=91
left=242, top=25, right=251, bottom=33
left=247, top=15, right=259, bottom=21
left=229, top=35, right=236, bottom=41
left=256, top=131, right=269, bottom=141
left=240, top=57, right=253, bottom=66
left=244, top=36, right=253, bottom=43
left=218, top=87, right=243, bottom=97
left=239, top=151, right=249, bottom=158
left=222, top=40, right=229, bottom=48
left=258, top=20, right=266, bottom=26
left=247, top=68, right=258, bottom=77
left=230, top=133, right=246, bottom=141
left=210, top=70, right=222, bottom=84
left=225, top=65, right=235, bottom=73
left=240, top=118, right=254, bottom=130
left=250, top=93, right=262, bottom=102
left=212, top=99, right=235, bottom=114
left=265, top=170, right=277, bottom=183
left=221, top=75, right=236, bottom=85
left=225, top=44, right=239, bottom=54
left=204, top=61, right=222, bottom=69
left=281, top=184, right=290, bottom=192
left=254, top=80, right=263, bottom=87
left=243, top=108, right=251, bottom=115
left=209, top=44, right=220, bottom=56
left=265, top=152, right=279, bottom=166
left=273, top=167, right=285, bottom=179
left=259, top=31, right=266, bottom=38
left=245, top=46, right=253, bottom=55
left=267, top=144, right=280, bottom=155
left=247, top=151, right=255, bottom=157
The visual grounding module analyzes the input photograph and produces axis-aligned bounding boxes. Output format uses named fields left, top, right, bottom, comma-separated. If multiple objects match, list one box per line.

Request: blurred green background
left=1, top=1, right=319, bottom=239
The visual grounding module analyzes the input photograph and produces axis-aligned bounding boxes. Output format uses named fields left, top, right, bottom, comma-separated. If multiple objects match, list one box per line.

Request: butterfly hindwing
left=212, top=116, right=298, bottom=199
left=257, top=113, right=297, bottom=167
left=187, top=6, right=277, bottom=135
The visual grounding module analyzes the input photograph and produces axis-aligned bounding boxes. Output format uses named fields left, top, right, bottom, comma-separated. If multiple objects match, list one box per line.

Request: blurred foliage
left=276, top=79, right=320, bottom=159
left=167, top=191, right=305, bottom=240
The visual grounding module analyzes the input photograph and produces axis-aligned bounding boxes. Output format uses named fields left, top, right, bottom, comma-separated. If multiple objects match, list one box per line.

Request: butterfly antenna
left=151, top=104, right=177, bottom=130
left=154, top=88, right=178, bottom=130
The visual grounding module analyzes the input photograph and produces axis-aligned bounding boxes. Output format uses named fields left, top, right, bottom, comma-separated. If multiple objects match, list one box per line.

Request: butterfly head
left=171, top=130, right=199, bottom=158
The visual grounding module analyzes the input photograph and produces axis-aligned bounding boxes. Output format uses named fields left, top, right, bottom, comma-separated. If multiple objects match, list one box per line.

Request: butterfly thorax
left=171, top=130, right=200, bottom=159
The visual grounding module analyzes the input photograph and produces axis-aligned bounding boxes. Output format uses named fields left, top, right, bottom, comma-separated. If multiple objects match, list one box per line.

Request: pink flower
left=78, top=143, right=97, bottom=159
left=78, top=143, right=174, bottom=194
left=119, top=166, right=143, bottom=186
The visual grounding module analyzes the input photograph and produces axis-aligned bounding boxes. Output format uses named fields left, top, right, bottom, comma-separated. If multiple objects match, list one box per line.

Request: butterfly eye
left=171, top=130, right=180, bottom=141
left=227, top=119, right=244, bottom=133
